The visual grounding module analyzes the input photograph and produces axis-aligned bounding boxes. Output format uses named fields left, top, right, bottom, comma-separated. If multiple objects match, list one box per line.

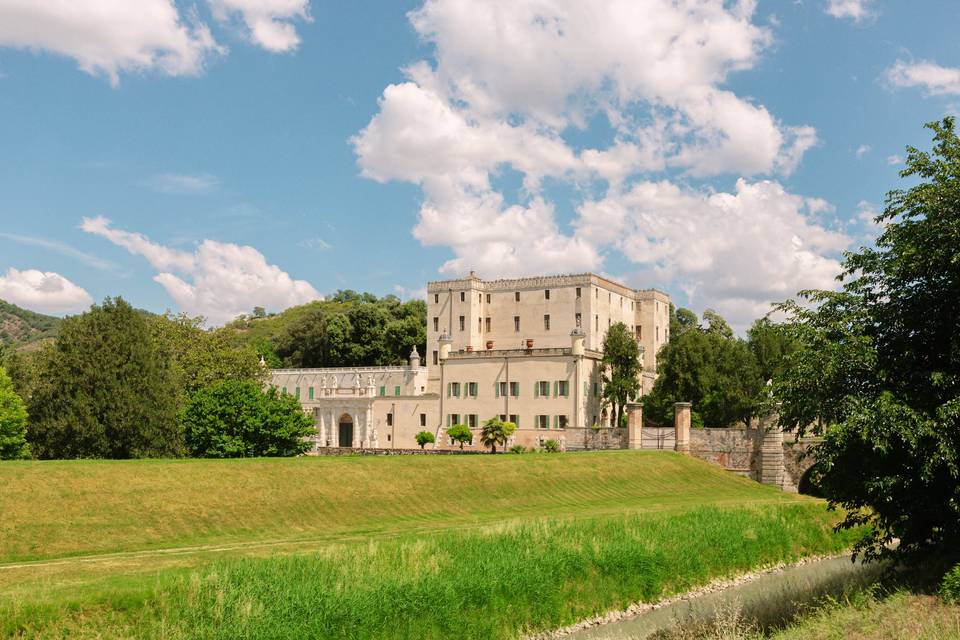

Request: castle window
left=433, top=350, right=438, bottom=365
left=478, top=317, right=482, bottom=332
left=420, top=413, right=427, bottom=427
left=595, top=314, right=599, bottom=331
left=294, top=387, right=300, bottom=399
left=510, top=414, right=519, bottom=426
left=479, top=293, right=482, bottom=303
left=449, top=382, right=461, bottom=397
left=308, top=387, right=314, bottom=400
left=514, top=316, right=520, bottom=332
left=459, top=316, right=465, bottom=331
left=576, top=287, right=581, bottom=298
left=558, top=415, right=569, bottom=429
left=557, top=381, right=569, bottom=397
left=515, top=291, right=520, bottom=301
left=466, top=382, right=478, bottom=397
left=545, top=289, right=550, bottom=300
left=434, top=293, right=439, bottom=303
left=498, top=381, right=507, bottom=397
left=536, top=415, right=550, bottom=429
left=544, top=314, right=550, bottom=331
left=386, top=413, right=393, bottom=426
left=460, top=292, right=465, bottom=302
left=394, top=386, right=401, bottom=396
left=486, top=294, right=491, bottom=303
left=467, top=414, right=478, bottom=428
left=433, top=317, right=439, bottom=331
left=485, top=317, right=491, bottom=332
left=510, top=382, right=520, bottom=397
left=379, top=386, right=385, bottom=396
left=536, top=381, right=550, bottom=397
left=448, top=413, right=460, bottom=426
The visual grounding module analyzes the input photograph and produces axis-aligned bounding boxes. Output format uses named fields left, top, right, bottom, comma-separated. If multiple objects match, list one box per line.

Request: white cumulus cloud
left=0, top=0, right=223, bottom=86
left=824, top=0, right=873, bottom=23
left=81, top=216, right=320, bottom=324
left=147, top=172, right=219, bottom=194
left=885, top=59, right=960, bottom=96
left=353, top=0, right=839, bottom=330
left=0, top=267, right=92, bottom=314
left=208, top=0, right=311, bottom=53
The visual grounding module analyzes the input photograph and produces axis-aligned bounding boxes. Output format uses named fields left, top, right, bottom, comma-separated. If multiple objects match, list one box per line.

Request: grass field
left=0, top=451, right=857, bottom=639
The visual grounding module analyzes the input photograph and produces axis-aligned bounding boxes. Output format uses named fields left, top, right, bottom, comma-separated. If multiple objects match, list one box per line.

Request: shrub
left=509, top=444, right=526, bottom=454
left=941, top=564, right=960, bottom=603
left=415, top=430, right=435, bottom=449
left=543, top=439, right=561, bottom=453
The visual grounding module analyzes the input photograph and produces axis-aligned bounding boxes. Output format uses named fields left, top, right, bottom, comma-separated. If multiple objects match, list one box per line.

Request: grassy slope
left=0, top=299, right=62, bottom=350
left=0, top=452, right=856, bottom=639
left=0, top=451, right=802, bottom=563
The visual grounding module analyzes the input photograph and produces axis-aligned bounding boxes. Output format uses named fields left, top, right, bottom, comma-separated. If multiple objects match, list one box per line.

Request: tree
left=747, top=317, right=798, bottom=383
left=775, top=118, right=960, bottom=560
left=669, top=305, right=699, bottom=339
left=645, top=311, right=763, bottom=427
left=183, top=380, right=316, bottom=458
left=446, top=423, right=472, bottom=449
left=415, top=430, right=435, bottom=450
left=252, top=306, right=267, bottom=319
left=0, top=366, right=29, bottom=459
left=601, top=322, right=641, bottom=429
left=27, top=298, right=181, bottom=459
left=479, top=416, right=516, bottom=453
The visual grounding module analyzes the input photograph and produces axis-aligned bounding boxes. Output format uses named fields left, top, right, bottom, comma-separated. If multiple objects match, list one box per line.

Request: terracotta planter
left=526, top=338, right=534, bottom=349
left=486, top=341, right=494, bottom=350
left=466, top=345, right=474, bottom=352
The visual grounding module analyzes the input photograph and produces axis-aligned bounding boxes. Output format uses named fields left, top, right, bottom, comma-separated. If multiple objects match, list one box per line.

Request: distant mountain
left=0, top=299, right=63, bottom=351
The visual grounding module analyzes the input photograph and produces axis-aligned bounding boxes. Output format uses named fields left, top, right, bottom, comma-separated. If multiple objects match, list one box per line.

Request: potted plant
left=525, top=338, right=534, bottom=349
left=486, top=340, right=494, bottom=350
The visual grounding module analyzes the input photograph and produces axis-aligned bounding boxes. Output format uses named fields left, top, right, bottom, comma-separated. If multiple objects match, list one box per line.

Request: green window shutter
left=495, top=382, right=500, bottom=398
left=553, top=381, right=558, bottom=397
left=534, top=382, right=539, bottom=398
left=553, top=415, right=558, bottom=429
left=395, top=386, right=400, bottom=396
left=308, top=387, right=314, bottom=400
left=295, top=387, right=300, bottom=399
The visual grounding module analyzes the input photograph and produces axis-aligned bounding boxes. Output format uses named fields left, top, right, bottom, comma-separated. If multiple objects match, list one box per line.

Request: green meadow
left=0, top=452, right=856, bottom=638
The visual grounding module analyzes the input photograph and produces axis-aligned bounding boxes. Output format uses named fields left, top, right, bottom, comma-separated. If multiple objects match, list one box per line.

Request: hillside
left=0, top=299, right=62, bottom=351
left=0, top=452, right=854, bottom=640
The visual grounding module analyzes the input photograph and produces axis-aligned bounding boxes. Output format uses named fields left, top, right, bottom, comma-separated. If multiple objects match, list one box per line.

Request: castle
left=270, top=272, right=670, bottom=451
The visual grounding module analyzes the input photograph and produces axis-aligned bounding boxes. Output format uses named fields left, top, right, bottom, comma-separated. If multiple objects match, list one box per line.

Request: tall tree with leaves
left=747, top=317, right=798, bottom=383
left=479, top=416, right=516, bottom=453
left=0, top=366, right=30, bottom=459
left=27, top=297, right=181, bottom=459
left=601, top=322, right=641, bottom=429
left=776, top=118, right=960, bottom=560
left=645, top=311, right=763, bottom=427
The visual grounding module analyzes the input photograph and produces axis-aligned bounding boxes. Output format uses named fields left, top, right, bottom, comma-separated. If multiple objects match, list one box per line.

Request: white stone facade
left=272, top=272, right=669, bottom=451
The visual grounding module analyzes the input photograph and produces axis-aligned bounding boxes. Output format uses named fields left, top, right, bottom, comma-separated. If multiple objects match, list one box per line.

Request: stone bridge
left=626, top=402, right=819, bottom=493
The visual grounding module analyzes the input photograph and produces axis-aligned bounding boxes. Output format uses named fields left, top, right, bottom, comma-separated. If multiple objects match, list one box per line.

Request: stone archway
left=338, top=413, right=354, bottom=448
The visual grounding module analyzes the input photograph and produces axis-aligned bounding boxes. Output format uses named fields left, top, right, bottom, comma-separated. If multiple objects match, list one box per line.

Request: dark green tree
left=645, top=311, right=763, bottom=427
left=415, top=430, right=435, bottom=449
left=601, top=322, right=641, bottom=429
left=27, top=297, right=181, bottom=459
left=446, top=423, right=472, bottom=449
left=747, top=317, right=798, bottom=383
left=182, top=380, right=315, bottom=458
left=776, top=118, right=960, bottom=560
left=669, top=305, right=699, bottom=339
left=0, top=366, right=30, bottom=459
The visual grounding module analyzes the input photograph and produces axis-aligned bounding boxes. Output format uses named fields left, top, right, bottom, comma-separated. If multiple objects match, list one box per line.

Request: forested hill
left=224, top=291, right=427, bottom=369
left=0, top=299, right=62, bottom=350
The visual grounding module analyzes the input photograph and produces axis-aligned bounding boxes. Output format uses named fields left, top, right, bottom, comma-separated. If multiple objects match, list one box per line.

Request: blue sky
left=0, top=0, right=958, bottom=328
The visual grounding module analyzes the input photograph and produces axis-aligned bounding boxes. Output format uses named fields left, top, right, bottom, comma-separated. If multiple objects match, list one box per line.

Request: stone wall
left=689, top=427, right=760, bottom=478
left=562, top=427, right=627, bottom=450
left=309, top=447, right=484, bottom=456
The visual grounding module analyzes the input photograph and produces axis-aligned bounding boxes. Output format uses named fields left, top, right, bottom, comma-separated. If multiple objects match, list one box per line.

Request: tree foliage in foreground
left=776, top=118, right=960, bottom=560
left=182, top=380, right=315, bottom=458
left=645, top=310, right=763, bottom=427
left=0, top=366, right=29, bottom=459
left=27, top=298, right=182, bottom=459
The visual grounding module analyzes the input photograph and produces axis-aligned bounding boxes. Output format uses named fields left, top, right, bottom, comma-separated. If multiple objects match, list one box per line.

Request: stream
left=564, top=554, right=886, bottom=639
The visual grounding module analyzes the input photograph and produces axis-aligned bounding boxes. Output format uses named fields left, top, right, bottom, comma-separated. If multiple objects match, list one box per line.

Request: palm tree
left=479, top=416, right=516, bottom=453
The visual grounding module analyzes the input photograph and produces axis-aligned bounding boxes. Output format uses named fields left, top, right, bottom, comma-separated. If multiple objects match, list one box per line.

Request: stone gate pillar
left=626, top=403, right=643, bottom=449
left=758, top=413, right=785, bottom=488
left=674, top=402, right=691, bottom=455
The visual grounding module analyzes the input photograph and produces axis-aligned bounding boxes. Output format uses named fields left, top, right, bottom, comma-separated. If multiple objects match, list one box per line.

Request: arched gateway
left=338, top=414, right=354, bottom=448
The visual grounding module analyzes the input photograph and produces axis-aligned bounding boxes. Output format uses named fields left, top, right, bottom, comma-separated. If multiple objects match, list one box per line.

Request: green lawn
left=0, top=452, right=856, bottom=639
